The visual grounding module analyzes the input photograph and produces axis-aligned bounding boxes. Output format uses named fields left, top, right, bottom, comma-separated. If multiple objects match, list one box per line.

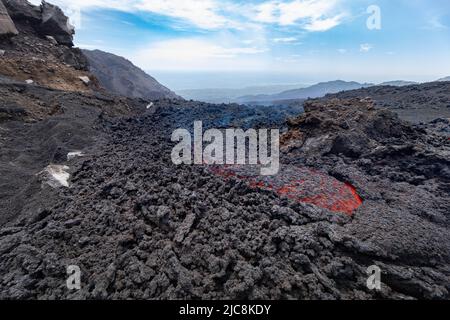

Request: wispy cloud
left=132, top=38, right=268, bottom=71
left=135, top=0, right=231, bottom=29
left=304, top=13, right=345, bottom=31
left=253, top=0, right=346, bottom=31
left=45, top=0, right=346, bottom=32
left=424, top=16, right=448, bottom=30
left=273, top=37, right=297, bottom=43
left=360, top=43, right=373, bottom=52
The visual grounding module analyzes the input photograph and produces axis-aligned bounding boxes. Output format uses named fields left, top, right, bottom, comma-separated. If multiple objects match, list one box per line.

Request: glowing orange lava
left=209, top=165, right=363, bottom=216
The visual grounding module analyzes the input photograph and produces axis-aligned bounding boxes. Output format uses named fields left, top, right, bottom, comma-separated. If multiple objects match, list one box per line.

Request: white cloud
left=44, top=0, right=346, bottom=31
left=36, top=0, right=233, bottom=29
left=131, top=38, right=268, bottom=71
left=425, top=16, right=448, bottom=30
left=273, top=37, right=297, bottom=43
left=360, top=43, right=373, bottom=52
left=304, top=14, right=344, bottom=31
left=254, top=0, right=345, bottom=31
left=135, top=0, right=230, bottom=29
left=338, top=48, right=347, bottom=54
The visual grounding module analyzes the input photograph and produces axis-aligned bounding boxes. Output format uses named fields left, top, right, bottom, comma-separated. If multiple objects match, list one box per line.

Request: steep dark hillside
left=83, top=49, right=180, bottom=100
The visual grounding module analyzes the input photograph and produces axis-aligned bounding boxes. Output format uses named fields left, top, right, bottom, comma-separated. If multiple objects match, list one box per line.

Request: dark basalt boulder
left=0, top=0, right=18, bottom=37
left=39, top=1, right=74, bottom=47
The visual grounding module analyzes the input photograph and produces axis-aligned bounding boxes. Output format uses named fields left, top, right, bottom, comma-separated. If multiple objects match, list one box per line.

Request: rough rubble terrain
left=0, top=75, right=148, bottom=226
left=0, top=96, right=449, bottom=300
left=0, top=0, right=449, bottom=301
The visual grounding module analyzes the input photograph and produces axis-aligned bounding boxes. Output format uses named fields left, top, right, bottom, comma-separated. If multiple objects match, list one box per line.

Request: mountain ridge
left=237, top=80, right=373, bottom=105
left=177, top=84, right=307, bottom=103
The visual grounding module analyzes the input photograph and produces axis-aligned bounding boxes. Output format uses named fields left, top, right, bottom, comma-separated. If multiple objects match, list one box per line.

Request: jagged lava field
left=0, top=0, right=449, bottom=300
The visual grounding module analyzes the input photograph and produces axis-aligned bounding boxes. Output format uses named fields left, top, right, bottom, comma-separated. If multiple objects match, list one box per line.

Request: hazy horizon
left=149, top=71, right=441, bottom=91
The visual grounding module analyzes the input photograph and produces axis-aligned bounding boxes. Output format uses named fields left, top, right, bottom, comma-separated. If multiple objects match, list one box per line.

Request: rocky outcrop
left=3, top=0, right=74, bottom=46
left=283, top=98, right=422, bottom=158
left=0, top=0, right=18, bottom=37
left=39, top=1, right=74, bottom=46
left=0, top=0, right=93, bottom=91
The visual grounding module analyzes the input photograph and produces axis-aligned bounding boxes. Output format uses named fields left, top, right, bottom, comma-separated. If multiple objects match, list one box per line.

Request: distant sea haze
left=168, top=79, right=426, bottom=105
left=149, top=71, right=320, bottom=91
left=148, top=71, right=441, bottom=91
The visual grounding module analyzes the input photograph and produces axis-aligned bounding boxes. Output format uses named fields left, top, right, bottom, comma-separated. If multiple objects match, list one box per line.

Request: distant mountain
left=177, top=84, right=306, bottom=104
left=437, top=76, right=450, bottom=82
left=379, top=80, right=418, bottom=87
left=82, top=49, right=180, bottom=100
left=237, top=80, right=373, bottom=105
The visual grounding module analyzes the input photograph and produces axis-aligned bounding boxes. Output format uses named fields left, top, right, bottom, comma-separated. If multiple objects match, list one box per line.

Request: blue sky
left=31, top=0, right=450, bottom=88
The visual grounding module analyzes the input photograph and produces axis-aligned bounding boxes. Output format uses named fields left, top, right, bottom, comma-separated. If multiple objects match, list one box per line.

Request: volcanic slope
left=321, top=81, right=450, bottom=123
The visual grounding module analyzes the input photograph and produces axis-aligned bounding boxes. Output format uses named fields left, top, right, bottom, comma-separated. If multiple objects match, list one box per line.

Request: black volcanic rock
left=0, top=93, right=449, bottom=299
left=3, top=0, right=41, bottom=23
left=39, top=1, right=74, bottom=46
left=82, top=49, right=180, bottom=100
left=1, top=0, right=449, bottom=301
left=322, top=81, right=450, bottom=123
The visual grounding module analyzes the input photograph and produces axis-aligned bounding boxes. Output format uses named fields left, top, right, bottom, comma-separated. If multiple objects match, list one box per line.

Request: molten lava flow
left=209, top=165, right=363, bottom=216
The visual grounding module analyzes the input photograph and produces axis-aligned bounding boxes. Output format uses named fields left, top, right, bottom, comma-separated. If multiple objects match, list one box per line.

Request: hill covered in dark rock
left=83, top=49, right=180, bottom=101
left=321, top=82, right=450, bottom=123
